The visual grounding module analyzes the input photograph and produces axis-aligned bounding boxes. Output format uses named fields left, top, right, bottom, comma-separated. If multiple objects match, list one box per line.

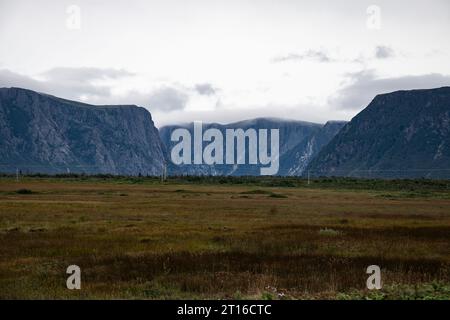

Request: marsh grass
left=0, top=176, right=449, bottom=299
left=319, top=228, right=342, bottom=236
left=16, top=188, right=33, bottom=194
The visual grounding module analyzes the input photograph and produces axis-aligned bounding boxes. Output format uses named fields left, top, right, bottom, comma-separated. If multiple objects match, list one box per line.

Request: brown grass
left=0, top=177, right=449, bottom=299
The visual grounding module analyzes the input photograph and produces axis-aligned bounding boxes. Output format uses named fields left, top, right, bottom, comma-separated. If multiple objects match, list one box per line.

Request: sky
left=0, top=0, right=449, bottom=127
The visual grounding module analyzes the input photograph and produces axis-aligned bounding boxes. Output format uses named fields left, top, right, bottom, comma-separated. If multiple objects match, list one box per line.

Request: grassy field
left=0, top=176, right=449, bottom=299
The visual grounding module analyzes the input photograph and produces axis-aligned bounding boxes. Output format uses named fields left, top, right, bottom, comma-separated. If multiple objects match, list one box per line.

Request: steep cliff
left=0, top=87, right=165, bottom=175
left=281, top=120, right=347, bottom=175
left=306, top=87, right=450, bottom=178
left=160, top=118, right=343, bottom=176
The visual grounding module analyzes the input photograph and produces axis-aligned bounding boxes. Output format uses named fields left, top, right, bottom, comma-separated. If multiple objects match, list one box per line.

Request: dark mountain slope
left=0, top=87, right=165, bottom=175
left=280, top=120, right=347, bottom=175
left=306, top=87, right=450, bottom=178
left=160, top=118, right=322, bottom=176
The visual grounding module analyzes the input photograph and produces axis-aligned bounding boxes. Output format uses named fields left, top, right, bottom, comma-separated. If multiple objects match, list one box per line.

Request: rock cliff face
left=160, top=118, right=345, bottom=176
left=306, top=87, right=450, bottom=178
left=8, top=86, right=447, bottom=178
left=281, top=121, right=347, bottom=175
left=0, top=87, right=165, bottom=175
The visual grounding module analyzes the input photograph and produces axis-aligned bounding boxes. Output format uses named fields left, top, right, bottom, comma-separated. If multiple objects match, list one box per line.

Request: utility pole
left=16, top=168, right=19, bottom=182
left=161, top=163, right=167, bottom=183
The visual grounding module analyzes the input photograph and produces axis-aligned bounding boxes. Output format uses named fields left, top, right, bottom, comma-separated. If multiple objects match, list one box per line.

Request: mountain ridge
left=159, top=118, right=346, bottom=176
left=306, top=86, right=450, bottom=178
left=0, top=87, right=165, bottom=175
left=2, top=86, right=449, bottom=178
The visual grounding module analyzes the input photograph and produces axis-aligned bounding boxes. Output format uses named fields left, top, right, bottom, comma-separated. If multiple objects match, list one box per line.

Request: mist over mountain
left=0, top=87, right=165, bottom=175
left=306, top=87, right=450, bottom=178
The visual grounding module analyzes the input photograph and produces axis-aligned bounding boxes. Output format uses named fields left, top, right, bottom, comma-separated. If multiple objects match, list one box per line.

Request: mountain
left=280, top=120, right=347, bottom=175
left=159, top=118, right=346, bottom=176
left=306, top=87, right=450, bottom=178
left=0, top=87, right=165, bottom=175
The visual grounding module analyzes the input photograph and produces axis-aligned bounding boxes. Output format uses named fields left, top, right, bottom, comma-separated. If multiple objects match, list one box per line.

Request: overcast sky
left=1, top=0, right=449, bottom=127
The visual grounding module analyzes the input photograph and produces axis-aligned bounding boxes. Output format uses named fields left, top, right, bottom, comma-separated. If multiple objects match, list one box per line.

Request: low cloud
left=145, top=86, right=188, bottom=111
left=330, top=70, right=450, bottom=110
left=273, top=46, right=394, bottom=65
left=0, top=68, right=190, bottom=112
left=374, top=45, right=395, bottom=59
left=41, top=67, right=134, bottom=82
left=194, top=83, right=216, bottom=96
left=39, top=67, right=134, bottom=100
left=272, top=50, right=333, bottom=63
left=0, top=67, right=134, bottom=102
left=0, top=69, right=46, bottom=92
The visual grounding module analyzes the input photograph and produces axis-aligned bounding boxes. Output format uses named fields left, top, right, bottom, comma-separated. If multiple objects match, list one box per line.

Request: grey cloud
left=273, top=46, right=396, bottom=65
left=0, top=67, right=134, bottom=101
left=272, top=50, right=332, bottom=63
left=375, top=45, right=395, bottom=59
left=145, top=86, right=188, bottom=111
left=330, top=70, right=450, bottom=110
left=42, top=67, right=134, bottom=82
left=194, top=83, right=216, bottom=96
left=39, top=67, right=135, bottom=99
left=104, top=86, right=190, bottom=113
left=0, top=69, right=46, bottom=92
left=0, top=68, right=189, bottom=112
